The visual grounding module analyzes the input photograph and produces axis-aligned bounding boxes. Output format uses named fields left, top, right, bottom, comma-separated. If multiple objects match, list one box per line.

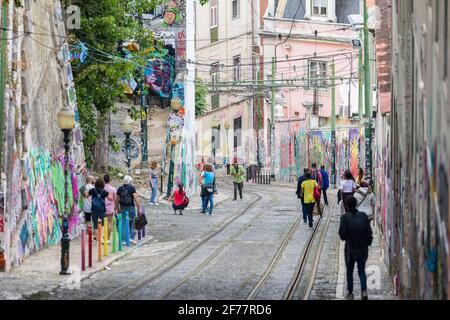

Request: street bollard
left=88, top=224, right=92, bottom=268
left=81, top=228, right=85, bottom=271
left=125, top=212, right=130, bottom=247
left=104, top=218, right=108, bottom=257
left=118, top=213, right=123, bottom=251
left=98, top=220, right=102, bottom=262
left=112, top=216, right=117, bottom=253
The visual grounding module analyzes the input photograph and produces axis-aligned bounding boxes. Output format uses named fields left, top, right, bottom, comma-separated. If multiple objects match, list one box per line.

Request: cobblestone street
left=1, top=178, right=395, bottom=300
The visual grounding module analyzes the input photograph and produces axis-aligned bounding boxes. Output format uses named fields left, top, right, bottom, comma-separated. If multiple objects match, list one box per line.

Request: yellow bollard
left=98, top=220, right=102, bottom=262
left=104, top=218, right=108, bottom=256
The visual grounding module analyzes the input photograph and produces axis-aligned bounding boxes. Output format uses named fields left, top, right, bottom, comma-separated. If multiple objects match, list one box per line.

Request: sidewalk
left=334, top=205, right=397, bottom=300
left=0, top=227, right=153, bottom=300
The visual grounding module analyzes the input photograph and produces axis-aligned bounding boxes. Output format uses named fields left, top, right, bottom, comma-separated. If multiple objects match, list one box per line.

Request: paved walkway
left=310, top=195, right=397, bottom=300
left=0, top=225, right=153, bottom=300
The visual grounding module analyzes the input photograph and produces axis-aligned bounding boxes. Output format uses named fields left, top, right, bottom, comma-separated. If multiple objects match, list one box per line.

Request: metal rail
left=101, top=186, right=262, bottom=300
left=283, top=199, right=335, bottom=300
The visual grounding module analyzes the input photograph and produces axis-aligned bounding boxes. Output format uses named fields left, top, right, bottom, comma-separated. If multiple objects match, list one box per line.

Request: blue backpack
left=91, top=189, right=106, bottom=215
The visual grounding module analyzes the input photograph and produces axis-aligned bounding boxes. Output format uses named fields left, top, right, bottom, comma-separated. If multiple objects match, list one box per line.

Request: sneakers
left=345, top=293, right=354, bottom=300
left=154, top=202, right=159, bottom=206
left=149, top=202, right=155, bottom=206
left=130, top=240, right=137, bottom=245
left=308, top=226, right=313, bottom=230
left=361, top=291, right=368, bottom=300
left=303, top=220, right=307, bottom=224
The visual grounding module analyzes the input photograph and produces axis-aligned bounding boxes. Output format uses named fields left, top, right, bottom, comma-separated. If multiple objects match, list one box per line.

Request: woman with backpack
left=169, top=183, right=188, bottom=215
left=301, top=172, right=319, bottom=230
left=199, top=164, right=215, bottom=215
left=85, top=178, right=113, bottom=241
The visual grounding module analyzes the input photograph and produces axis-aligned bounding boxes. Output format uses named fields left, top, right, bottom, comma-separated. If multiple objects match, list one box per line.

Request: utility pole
left=358, top=31, right=364, bottom=118
left=331, top=59, right=336, bottom=185
left=138, top=13, right=148, bottom=165
left=348, top=54, right=353, bottom=118
left=363, top=0, right=372, bottom=180
left=270, top=57, right=276, bottom=178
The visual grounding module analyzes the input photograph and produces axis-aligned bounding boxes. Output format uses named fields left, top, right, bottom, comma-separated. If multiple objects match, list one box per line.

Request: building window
left=210, top=5, right=218, bottom=28
left=308, top=60, right=328, bottom=88
left=234, top=117, right=242, bottom=149
left=233, top=55, right=241, bottom=82
left=212, top=125, right=221, bottom=159
left=211, top=62, right=220, bottom=109
left=312, top=0, right=328, bottom=16
left=232, top=0, right=240, bottom=19
left=210, top=5, right=218, bottom=43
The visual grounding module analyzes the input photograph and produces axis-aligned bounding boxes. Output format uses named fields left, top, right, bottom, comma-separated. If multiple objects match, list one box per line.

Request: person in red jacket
left=169, top=183, right=186, bottom=215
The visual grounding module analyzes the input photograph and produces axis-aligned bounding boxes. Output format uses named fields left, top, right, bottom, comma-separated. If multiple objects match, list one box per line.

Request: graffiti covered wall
left=7, top=151, right=81, bottom=267
left=274, top=121, right=361, bottom=184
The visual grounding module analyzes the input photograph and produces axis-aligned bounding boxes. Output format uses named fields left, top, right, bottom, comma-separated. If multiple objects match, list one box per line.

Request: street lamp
left=211, top=120, right=220, bottom=168
left=121, top=113, right=134, bottom=174
left=57, top=105, right=75, bottom=275
left=224, top=121, right=231, bottom=174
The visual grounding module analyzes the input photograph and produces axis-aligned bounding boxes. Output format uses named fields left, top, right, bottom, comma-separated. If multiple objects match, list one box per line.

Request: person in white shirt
left=340, top=170, right=357, bottom=213
left=82, top=176, right=95, bottom=226
left=354, top=180, right=375, bottom=221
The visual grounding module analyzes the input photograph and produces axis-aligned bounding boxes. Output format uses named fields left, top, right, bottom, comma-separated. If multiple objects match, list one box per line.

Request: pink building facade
left=260, top=0, right=362, bottom=179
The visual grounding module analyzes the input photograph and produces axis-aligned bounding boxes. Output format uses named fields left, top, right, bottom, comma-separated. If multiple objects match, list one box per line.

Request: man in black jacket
left=339, top=196, right=373, bottom=300
left=296, top=168, right=309, bottom=224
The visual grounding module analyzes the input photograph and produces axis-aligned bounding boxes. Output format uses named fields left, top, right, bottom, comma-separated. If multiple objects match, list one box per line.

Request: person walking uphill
left=116, top=176, right=142, bottom=245
left=85, top=178, right=113, bottom=242
left=103, top=174, right=117, bottom=241
left=200, top=164, right=215, bottom=215
left=340, top=170, right=357, bottom=213
left=339, top=196, right=373, bottom=300
left=81, top=176, right=95, bottom=227
left=320, top=165, right=330, bottom=206
left=296, top=168, right=309, bottom=224
left=230, top=160, right=245, bottom=200
left=301, top=172, right=318, bottom=229
left=149, top=160, right=159, bottom=206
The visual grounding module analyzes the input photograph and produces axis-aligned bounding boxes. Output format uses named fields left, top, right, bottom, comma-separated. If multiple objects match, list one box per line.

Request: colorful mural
left=8, top=150, right=80, bottom=267
left=274, top=121, right=362, bottom=184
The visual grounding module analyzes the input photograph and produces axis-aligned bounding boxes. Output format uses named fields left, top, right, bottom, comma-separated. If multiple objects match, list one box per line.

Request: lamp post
left=166, top=101, right=182, bottom=198
left=57, top=105, right=75, bottom=275
left=224, top=121, right=230, bottom=174
left=120, top=113, right=134, bottom=175
left=211, top=119, right=220, bottom=168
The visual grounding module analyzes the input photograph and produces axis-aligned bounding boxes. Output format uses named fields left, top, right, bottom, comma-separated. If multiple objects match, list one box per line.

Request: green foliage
left=67, top=0, right=160, bottom=167
left=195, top=78, right=208, bottom=117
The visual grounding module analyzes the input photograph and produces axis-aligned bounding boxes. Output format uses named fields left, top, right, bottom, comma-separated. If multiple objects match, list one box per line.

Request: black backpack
left=119, top=185, right=134, bottom=206
left=91, top=189, right=106, bottom=215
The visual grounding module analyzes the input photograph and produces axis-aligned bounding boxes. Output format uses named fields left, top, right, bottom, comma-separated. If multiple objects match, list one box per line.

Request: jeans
left=346, top=253, right=368, bottom=294
left=304, top=202, right=315, bottom=228
left=150, top=178, right=158, bottom=203
left=120, top=206, right=136, bottom=240
left=201, top=194, right=214, bottom=214
left=234, top=182, right=243, bottom=199
left=322, top=188, right=328, bottom=205
left=91, top=212, right=105, bottom=230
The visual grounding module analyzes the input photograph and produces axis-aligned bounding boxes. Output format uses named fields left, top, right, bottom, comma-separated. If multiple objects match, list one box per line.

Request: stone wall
left=1, top=0, right=84, bottom=271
